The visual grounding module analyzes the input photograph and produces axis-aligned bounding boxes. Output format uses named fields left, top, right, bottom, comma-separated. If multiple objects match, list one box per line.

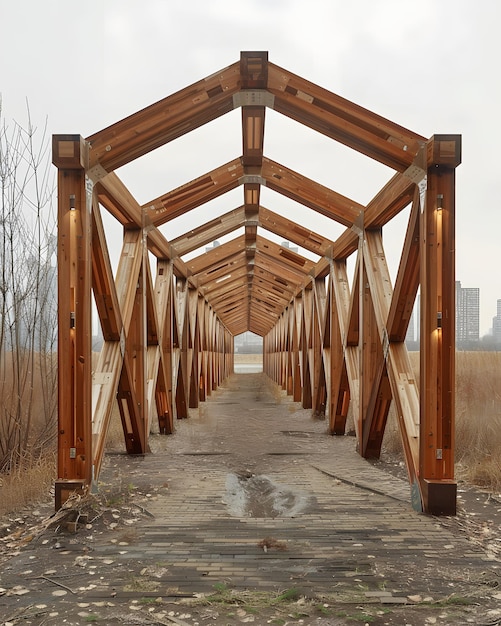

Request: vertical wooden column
left=312, top=278, right=327, bottom=418
left=188, top=288, right=200, bottom=409
left=329, top=262, right=351, bottom=435
left=207, top=307, right=216, bottom=393
left=285, top=308, right=294, bottom=396
left=292, top=295, right=303, bottom=402
left=420, top=135, right=461, bottom=515
left=198, top=296, right=208, bottom=401
left=271, top=322, right=279, bottom=384
left=301, top=288, right=313, bottom=409
left=175, top=279, right=189, bottom=418
left=229, top=328, right=234, bottom=377
left=281, top=315, right=288, bottom=390
left=125, top=232, right=148, bottom=448
left=53, top=135, right=92, bottom=508
left=154, top=260, right=174, bottom=435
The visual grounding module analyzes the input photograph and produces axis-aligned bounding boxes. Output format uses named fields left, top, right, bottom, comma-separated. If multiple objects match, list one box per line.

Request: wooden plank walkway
left=97, top=373, right=490, bottom=598
left=1, top=373, right=499, bottom=625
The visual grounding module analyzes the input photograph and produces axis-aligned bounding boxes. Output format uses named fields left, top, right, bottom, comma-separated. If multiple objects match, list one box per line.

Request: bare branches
left=0, top=105, right=57, bottom=473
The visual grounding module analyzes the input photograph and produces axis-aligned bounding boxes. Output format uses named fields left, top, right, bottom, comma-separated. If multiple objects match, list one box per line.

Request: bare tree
left=0, top=101, right=57, bottom=473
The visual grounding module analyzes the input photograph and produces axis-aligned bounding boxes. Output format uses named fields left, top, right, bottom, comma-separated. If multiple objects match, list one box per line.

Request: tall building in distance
left=455, top=281, right=480, bottom=345
left=492, top=299, right=501, bottom=345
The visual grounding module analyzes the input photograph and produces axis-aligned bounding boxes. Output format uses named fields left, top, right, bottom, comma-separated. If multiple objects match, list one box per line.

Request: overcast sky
left=1, top=0, right=500, bottom=335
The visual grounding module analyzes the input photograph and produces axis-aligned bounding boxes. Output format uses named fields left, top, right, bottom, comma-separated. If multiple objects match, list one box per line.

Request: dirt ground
left=1, top=373, right=501, bottom=626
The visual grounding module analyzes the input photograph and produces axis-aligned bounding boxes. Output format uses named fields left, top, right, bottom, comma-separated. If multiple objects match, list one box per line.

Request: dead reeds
left=383, top=351, right=501, bottom=491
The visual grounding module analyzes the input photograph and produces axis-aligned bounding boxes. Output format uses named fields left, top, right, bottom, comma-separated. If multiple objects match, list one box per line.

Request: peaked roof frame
left=53, top=52, right=461, bottom=516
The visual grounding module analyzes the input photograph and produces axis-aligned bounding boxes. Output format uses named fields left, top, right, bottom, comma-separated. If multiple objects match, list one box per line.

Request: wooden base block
left=421, top=479, right=457, bottom=516
left=54, top=479, right=87, bottom=511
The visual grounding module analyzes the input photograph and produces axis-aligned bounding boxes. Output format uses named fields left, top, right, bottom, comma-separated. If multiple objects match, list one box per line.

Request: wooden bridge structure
left=52, top=52, right=460, bottom=515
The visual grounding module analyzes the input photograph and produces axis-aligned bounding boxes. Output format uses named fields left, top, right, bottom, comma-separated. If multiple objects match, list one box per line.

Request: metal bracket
left=233, top=90, right=275, bottom=109
left=120, top=328, right=126, bottom=358
left=403, top=163, right=426, bottom=185
left=87, top=163, right=108, bottom=183
left=382, top=328, right=390, bottom=360
left=418, top=176, right=427, bottom=212
left=238, top=175, right=266, bottom=185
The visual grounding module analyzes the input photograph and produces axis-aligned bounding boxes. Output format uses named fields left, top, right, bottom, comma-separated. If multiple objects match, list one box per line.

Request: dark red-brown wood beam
left=53, top=135, right=92, bottom=508
left=419, top=135, right=461, bottom=515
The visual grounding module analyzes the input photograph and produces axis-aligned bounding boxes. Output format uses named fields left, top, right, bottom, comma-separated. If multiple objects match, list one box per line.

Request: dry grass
left=383, top=351, right=501, bottom=491
left=0, top=351, right=57, bottom=472
left=454, top=352, right=501, bottom=489
left=0, top=453, right=55, bottom=516
left=234, top=353, right=263, bottom=364
left=0, top=350, right=57, bottom=515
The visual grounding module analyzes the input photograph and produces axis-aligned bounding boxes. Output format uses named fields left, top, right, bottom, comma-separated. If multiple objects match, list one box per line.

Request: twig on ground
left=38, top=574, right=76, bottom=594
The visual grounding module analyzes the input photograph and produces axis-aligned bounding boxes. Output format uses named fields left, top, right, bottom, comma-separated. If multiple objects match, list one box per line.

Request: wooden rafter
left=145, top=158, right=244, bottom=226
left=170, top=206, right=246, bottom=257
left=261, top=158, right=363, bottom=227
left=267, top=61, right=426, bottom=172
left=258, top=206, right=333, bottom=257
left=87, top=62, right=241, bottom=172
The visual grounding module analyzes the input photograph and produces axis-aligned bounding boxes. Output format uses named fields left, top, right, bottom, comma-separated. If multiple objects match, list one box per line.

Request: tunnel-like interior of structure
left=53, top=51, right=460, bottom=514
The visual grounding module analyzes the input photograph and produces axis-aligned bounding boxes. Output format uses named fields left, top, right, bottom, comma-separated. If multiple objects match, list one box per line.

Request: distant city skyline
left=459, top=283, right=500, bottom=338
left=492, top=300, right=501, bottom=344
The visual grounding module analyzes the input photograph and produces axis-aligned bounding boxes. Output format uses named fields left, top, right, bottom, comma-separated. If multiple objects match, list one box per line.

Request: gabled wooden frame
left=53, top=52, right=460, bottom=515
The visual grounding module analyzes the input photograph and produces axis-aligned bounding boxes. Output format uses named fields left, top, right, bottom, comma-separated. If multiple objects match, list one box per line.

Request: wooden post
left=419, top=135, right=461, bottom=515
left=53, top=135, right=92, bottom=507
left=154, top=260, right=174, bottom=434
left=312, top=279, right=327, bottom=418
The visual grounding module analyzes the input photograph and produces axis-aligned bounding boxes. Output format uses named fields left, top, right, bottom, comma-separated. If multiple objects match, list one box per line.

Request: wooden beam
left=331, top=259, right=360, bottom=437
left=312, top=279, right=328, bottom=418
left=262, top=157, right=363, bottom=227
left=333, top=173, right=416, bottom=260
left=256, top=236, right=315, bottom=275
left=154, top=260, right=175, bottom=434
left=96, top=172, right=189, bottom=276
left=259, top=206, right=333, bottom=257
left=359, top=257, right=384, bottom=456
left=387, top=187, right=420, bottom=342
left=170, top=206, right=246, bottom=257
left=419, top=135, right=460, bottom=515
left=87, top=61, right=241, bottom=171
left=362, top=229, right=420, bottom=487
left=54, top=136, right=92, bottom=493
left=91, top=203, right=123, bottom=342
left=114, top=230, right=148, bottom=455
left=327, top=268, right=351, bottom=435
left=268, top=61, right=426, bottom=171
left=144, top=158, right=243, bottom=226
left=188, top=234, right=246, bottom=275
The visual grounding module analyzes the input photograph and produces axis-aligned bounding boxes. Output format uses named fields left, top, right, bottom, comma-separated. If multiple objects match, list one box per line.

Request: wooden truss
left=53, top=52, right=460, bottom=514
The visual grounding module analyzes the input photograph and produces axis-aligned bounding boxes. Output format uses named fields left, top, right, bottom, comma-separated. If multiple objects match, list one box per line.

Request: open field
left=234, top=352, right=263, bottom=364
left=382, top=351, right=501, bottom=490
